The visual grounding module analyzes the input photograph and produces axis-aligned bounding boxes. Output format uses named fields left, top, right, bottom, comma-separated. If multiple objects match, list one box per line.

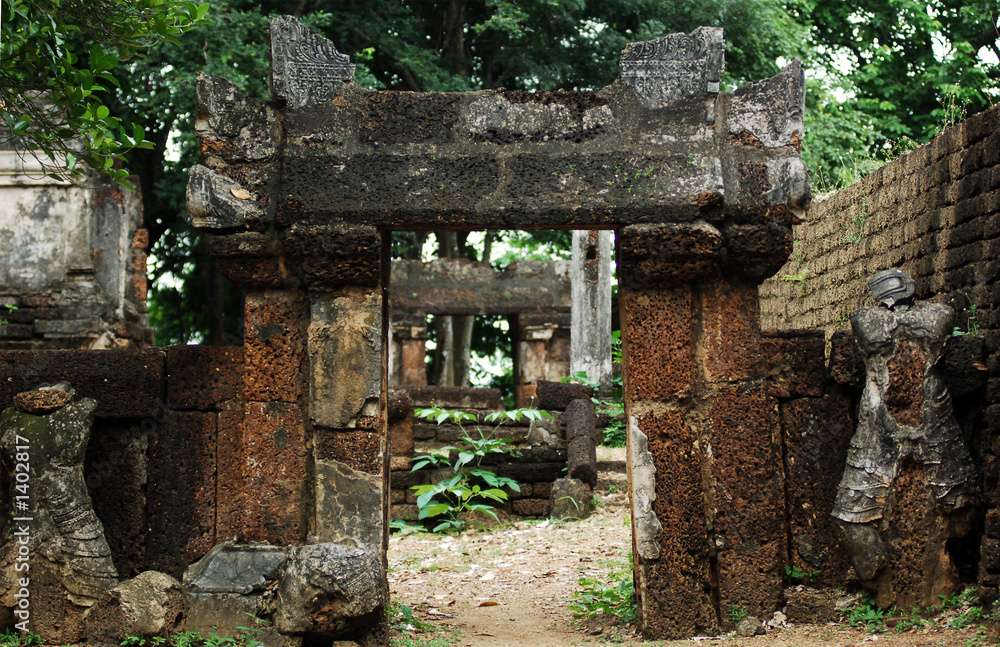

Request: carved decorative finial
left=868, top=268, right=916, bottom=310
left=269, top=15, right=354, bottom=109
left=618, top=27, right=724, bottom=109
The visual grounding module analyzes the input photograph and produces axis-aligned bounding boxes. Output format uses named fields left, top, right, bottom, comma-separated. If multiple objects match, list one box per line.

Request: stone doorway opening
left=385, top=227, right=620, bottom=525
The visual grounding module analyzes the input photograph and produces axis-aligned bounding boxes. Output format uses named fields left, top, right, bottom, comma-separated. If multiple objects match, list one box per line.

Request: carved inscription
left=619, top=27, right=724, bottom=108
left=270, top=16, right=354, bottom=109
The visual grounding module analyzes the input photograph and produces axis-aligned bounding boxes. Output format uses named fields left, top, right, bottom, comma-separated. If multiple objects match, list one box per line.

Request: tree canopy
left=0, top=0, right=208, bottom=185
left=5, top=0, right=998, bottom=347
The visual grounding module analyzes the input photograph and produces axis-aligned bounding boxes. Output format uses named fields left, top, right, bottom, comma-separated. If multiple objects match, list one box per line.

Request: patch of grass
left=783, top=564, right=821, bottom=584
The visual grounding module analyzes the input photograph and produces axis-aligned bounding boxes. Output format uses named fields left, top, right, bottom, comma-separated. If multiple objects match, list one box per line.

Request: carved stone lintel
left=270, top=15, right=355, bottom=109
left=619, top=27, right=724, bottom=108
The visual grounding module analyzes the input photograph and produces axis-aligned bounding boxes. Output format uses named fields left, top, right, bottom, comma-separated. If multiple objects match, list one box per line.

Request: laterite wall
left=761, top=103, right=1000, bottom=602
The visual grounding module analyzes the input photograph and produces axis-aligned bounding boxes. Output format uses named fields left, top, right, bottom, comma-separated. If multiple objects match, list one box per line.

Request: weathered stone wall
left=760, top=104, right=999, bottom=603
left=0, top=347, right=242, bottom=581
left=0, top=151, right=152, bottom=349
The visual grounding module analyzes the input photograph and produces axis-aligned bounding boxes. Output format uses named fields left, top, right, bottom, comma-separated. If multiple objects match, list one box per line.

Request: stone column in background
left=571, top=230, right=613, bottom=397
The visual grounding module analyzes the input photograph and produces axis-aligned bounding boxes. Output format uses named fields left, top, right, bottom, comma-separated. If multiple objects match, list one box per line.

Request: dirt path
left=388, top=465, right=993, bottom=647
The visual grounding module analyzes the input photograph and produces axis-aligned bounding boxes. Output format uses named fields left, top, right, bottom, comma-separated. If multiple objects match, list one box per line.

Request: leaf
left=477, top=600, right=499, bottom=607
left=230, top=187, right=252, bottom=199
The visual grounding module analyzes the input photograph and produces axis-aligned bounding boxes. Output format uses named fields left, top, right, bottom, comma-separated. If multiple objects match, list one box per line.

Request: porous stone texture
left=86, top=420, right=148, bottom=579
left=387, top=390, right=414, bottom=457
left=565, top=398, right=598, bottom=486
left=186, top=16, right=812, bottom=642
left=166, top=345, right=244, bottom=410
left=0, top=350, right=165, bottom=417
left=709, top=383, right=785, bottom=625
left=760, top=330, right=826, bottom=398
left=784, top=585, right=854, bottom=624
left=244, top=290, right=308, bottom=402
left=550, top=478, right=593, bottom=520
left=782, top=395, right=855, bottom=587
left=13, top=386, right=70, bottom=413
left=242, top=402, right=308, bottom=545
left=0, top=388, right=118, bottom=643
left=620, top=289, right=693, bottom=401
left=84, top=571, right=186, bottom=643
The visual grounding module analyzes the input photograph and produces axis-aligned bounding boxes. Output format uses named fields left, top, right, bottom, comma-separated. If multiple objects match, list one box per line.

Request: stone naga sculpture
left=0, top=382, right=118, bottom=643
left=832, top=269, right=976, bottom=606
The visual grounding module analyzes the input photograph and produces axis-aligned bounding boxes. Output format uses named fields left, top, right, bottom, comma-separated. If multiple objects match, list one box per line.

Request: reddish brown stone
left=621, top=289, right=693, bottom=400
left=146, top=411, right=217, bottom=578
left=166, top=345, right=244, bottom=410
left=535, top=380, right=595, bottom=410
left=0, top=349, right=165, bottom=418
left=400, top=338, right=427, bottom=385
left=635, top=408, right=718, bottom=638
left=216, top=410, right=246, bottom=541
left=389, top=415, right=414, bottom=457
left=243, top=401, right=308, bottom=545
left=315, top=429, right=383, bottom=474
left=86, top=420, right=148, bottom=578
left=783, top=395, right=854, bottom=587
left=760, top=330, right=826, bottom=398
left=830, top=331, right=864, bottom=388
left=709, top=383, right=784, bottom=622
left=243, top=291, right=307, bottom=402
left=13, top=388, right=70, bottom=413
left=701, top=283, right=762, bottom=384
left=512, top=498, right=549, bottom=517
left=885, top=340, right=928, bottom=427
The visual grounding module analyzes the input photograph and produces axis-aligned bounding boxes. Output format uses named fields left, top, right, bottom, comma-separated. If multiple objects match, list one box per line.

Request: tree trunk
left=433, top=314, right=454, bottom=386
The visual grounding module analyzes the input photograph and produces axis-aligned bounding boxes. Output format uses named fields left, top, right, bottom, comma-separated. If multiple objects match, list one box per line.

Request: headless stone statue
left=0, top=383, right=118, bottom=642
left=832, top=269, right=975, bottom=607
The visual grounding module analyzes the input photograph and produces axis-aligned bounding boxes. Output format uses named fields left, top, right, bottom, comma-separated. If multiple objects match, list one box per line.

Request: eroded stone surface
left=0, top=390, right=118, bottom=643
left=84, top=571, right=186, bottom=643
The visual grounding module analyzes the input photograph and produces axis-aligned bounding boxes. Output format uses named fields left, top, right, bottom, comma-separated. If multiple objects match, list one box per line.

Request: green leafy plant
left=560, top=370, right=600, bottom=389
left=170, top=632, right=204, bottom=647
left=727, top=603, right=748, bottom=626
left=784, top=564, right=822, bottom=584
left=843, top=597, right=886, bottom=633
left=0, top=304, right=17, bottom=326
left=953, top=295, right=981, bottom=336
left=570, top=552, right=636, bottom=623
left=0, top=630, right=42, bottom=647
left=411, top=407, right=550, bottom=532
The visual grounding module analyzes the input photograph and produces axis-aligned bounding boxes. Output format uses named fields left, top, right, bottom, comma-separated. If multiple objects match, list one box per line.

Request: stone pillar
left=389, top=315, right=427, bottom=387
left=618, top=223, right=785, bottom=639
left=571, top=230, right=613, bottom=397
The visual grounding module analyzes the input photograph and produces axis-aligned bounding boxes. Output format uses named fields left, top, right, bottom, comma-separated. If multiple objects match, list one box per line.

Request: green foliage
left=843, top=597, right=887, bottom=633
left=0, top=0, right=208, bottom=185
left=601, top=417, right=627, bottom=448
left=0, top=304, right=16, bottom=327
left=783, top=564, right=821, bottom=584
left=0, top=630, right=42, bottom=647
left=727, top=603, right=749, bottom=625
left=561, top=370, right=601, bottom=389
left=570, top=552, right=636, bottom=623
left=953, top=295, right=981, bottom=336
left=411, top=407, right=550, bottom=532
left=893, top=605, right=933, bottom=633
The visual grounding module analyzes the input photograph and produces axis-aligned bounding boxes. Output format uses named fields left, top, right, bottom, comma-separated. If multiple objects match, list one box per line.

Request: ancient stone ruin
left=1, top=12, right=996, bottom=646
